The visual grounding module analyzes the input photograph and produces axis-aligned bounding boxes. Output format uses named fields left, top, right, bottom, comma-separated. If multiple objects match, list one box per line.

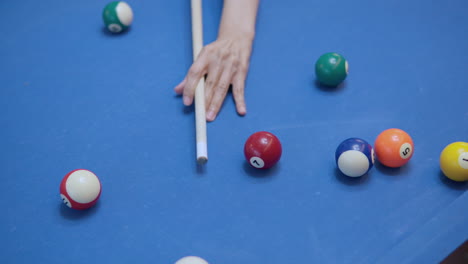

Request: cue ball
left=335, top=138, right=374, bottom=177
left=440, top=142, right=468, bottom=182
left=315, top=52, right=348, bottom=86
left=244, top=131, right=282, bottom=169
left=60, top=169, right=102, bottom=210
left=175, top=256, right=209, bottom=264
left=102, top=1, right=134, bottom=33
left=374, top=128, right=414, bottom=168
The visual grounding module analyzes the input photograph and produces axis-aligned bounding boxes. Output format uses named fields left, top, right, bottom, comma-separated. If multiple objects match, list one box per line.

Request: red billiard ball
left=60, top=169, right=102, bottom=210
left=244, top=131, right=282, bottom=169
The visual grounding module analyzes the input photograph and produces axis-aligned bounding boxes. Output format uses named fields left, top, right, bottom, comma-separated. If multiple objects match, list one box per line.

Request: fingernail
left=183, top=96, right=191, bottom=105
left=240, top=106, right=247, bottom=115
left=207, top=110, right=215, bottom=120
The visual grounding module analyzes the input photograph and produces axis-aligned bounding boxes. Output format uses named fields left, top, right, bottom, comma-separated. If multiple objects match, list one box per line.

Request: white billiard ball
left=175, top=256, right=209, bottom=264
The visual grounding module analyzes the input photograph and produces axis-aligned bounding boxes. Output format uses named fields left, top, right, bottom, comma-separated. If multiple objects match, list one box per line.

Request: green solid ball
left=102, top=1, right=134, bottom=33
left=315, top=52, right=348, bottom=86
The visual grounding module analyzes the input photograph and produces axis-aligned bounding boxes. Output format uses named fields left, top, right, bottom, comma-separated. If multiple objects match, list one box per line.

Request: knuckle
left=233, top=84, right=244, bottom=93
left=184, top=88, right=194, bottom=96
left=188, top=66, right=202, bottom=76
left=239, top=63, right=249, bottom=73
left=219, top=49, right=230, bottom=60
left=184, top=84, right=196, bottom=95
left=209, top=101, right=221, bottom=111
left=205, top=79, right=214, bottom=88
left=232, top=59, right=241, bottom=71
left=218, top=81, right=230, bottom=90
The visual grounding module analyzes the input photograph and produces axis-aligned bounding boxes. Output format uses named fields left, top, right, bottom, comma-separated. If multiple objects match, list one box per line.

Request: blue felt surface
left=1, top=0, right=467, bottom=263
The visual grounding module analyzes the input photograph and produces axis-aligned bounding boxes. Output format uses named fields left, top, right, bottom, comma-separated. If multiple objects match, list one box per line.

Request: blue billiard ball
left=335, top=138, right=374, bottom=177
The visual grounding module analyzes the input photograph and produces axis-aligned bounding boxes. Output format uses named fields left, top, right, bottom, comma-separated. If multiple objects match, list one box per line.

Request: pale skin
left=174, top=0, right=260, bottom=121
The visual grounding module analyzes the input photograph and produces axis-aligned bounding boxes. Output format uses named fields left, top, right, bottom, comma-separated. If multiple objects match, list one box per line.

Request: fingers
left=176, top=39, right=252, bottom=121
left=206, top=67, right=233, bottom=121
left=204, top=64, right=223, bottom=110
left=174, top=78, right=186, bottom=95
left=232, top=74, right=247, bottom=116
left=182, top=50, right=209, bottom=106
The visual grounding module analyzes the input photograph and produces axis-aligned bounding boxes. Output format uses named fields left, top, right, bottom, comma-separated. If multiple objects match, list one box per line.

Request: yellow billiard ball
left=440, top=142, right=468, bottom=182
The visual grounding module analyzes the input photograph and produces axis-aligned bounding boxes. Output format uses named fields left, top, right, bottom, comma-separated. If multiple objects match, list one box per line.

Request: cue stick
left=191, top=0, right=208, bottom=164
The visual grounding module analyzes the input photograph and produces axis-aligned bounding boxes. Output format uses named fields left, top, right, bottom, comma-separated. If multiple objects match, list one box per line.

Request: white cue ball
left=175, top=256, right=209, bottom=264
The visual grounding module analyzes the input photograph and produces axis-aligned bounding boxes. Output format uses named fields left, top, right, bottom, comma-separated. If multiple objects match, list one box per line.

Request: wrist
left=218, top=26, right=255, bottom=42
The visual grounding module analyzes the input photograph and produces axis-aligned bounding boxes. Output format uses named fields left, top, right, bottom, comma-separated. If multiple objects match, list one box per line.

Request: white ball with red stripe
left=60, top=169, right=102, bottom=210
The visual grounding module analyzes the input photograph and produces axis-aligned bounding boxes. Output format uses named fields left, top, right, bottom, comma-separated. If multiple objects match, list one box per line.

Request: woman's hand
left=174, top=34, right=253, bottom=121
left=175, top=0, right=259, bottom=122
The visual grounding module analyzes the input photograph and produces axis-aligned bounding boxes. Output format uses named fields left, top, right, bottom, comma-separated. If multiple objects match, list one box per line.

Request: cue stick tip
left=197, top=156, right=208, bottom=165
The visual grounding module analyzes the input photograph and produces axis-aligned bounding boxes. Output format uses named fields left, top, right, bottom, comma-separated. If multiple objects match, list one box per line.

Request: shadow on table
left=183, top=104, right=195, bottom=115
left=374, top=161, right=411, bottom=177
left=334, top=168, right=370, bottom=186
left=196, top=162, right=208, bottom=175
left=59, top=201, right=100, bottom=220
left=314, top=79, right=347, bottom=93
left=439, top=171, right=468, bottom=190
left=100, top=26, right=131, bottom=37
left=243, top=162, right=280, bottom=182
left=172, top=94, right=195, bottom=115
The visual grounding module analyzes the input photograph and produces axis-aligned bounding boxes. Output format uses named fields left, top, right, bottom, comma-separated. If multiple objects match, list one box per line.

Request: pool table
left=1, top=0, right=467, bottom=263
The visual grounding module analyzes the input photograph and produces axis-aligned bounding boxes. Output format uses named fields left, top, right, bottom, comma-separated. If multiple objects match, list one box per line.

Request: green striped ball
left=102, top=1, right=134, bottom=33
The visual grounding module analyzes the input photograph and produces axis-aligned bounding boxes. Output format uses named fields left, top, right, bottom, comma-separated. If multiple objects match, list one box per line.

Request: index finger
left=183, top=50, right=209, bottom=106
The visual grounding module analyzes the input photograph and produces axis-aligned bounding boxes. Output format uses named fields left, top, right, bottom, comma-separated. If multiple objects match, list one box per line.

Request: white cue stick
left=191, top=0, right=208, bottom=164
